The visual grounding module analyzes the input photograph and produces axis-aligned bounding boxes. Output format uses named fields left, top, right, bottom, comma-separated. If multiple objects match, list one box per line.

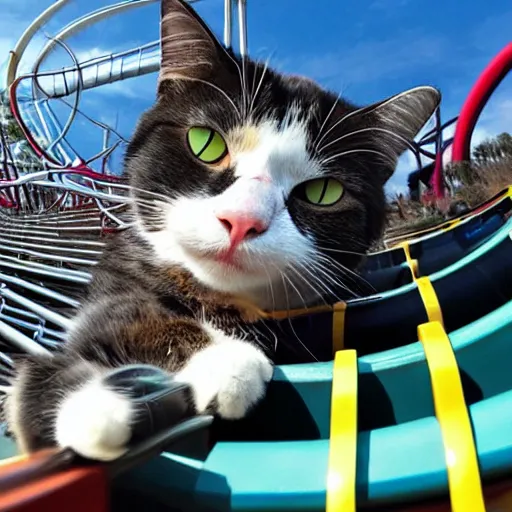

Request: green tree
left=0, top=90, right=40, bottom=172
left=0, top=91, right=22, bottom=141
left=473, top=132, right=512, bottom=165
left=445, top=160, right=476, bottom=187
left=0, top=89, right=53, bottom=210
left=496, top=132, right=512, bottom=158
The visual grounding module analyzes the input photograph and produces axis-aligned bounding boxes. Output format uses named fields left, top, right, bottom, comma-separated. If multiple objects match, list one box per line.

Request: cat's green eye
left=303, top=178, right=344, bottom=206
left=187, top=127, right=228, bottom=164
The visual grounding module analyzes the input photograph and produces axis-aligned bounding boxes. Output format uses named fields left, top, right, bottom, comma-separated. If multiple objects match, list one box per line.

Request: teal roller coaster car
left=1, top=203, right=512, bottom=512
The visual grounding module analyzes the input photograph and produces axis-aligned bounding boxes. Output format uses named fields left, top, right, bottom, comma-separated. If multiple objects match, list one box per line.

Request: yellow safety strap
left=258, top=301, right=347, bottom=356
left=418, top=321, right=485, bottom=512
left=259, top=303, right=333, bottom=320
left=401, top=242, right=444, bottom=325
left=442, top=218, right=461, bottom=232
left=332, top=302, right=347, bottom=353
left=326, top=349, right=358, bottom=512
left=400, top=241, right=419, bottom=278
left=260, top=301, right=347, bottom=322
left=415, top=276, right=444, bottom=324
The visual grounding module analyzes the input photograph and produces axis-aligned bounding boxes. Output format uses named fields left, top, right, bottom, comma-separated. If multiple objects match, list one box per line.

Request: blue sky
left=1, top=0, right=511, bottom=195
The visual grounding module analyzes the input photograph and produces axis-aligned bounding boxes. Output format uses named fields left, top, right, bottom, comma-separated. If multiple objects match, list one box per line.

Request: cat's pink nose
left=217, top=212, right=268, bottom=248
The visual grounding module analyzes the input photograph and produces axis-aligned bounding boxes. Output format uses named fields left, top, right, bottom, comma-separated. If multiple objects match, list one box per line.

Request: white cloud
left=74, top=47, right=110, bottom=64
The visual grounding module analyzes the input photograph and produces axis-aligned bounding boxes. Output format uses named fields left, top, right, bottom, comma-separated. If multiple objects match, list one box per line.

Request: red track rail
left=452, top=43, right=512, bottom=162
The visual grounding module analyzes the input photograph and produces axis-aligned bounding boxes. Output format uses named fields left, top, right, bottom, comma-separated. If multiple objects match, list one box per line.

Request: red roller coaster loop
left=452, top=42, right=512, bottom=163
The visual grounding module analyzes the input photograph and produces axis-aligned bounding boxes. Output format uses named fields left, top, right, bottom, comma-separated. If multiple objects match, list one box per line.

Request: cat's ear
left=358, top=86, right=441, bottom=182
left=373, top=86, right=441, bottom=152
left=159, top=0, right=227, bottom=84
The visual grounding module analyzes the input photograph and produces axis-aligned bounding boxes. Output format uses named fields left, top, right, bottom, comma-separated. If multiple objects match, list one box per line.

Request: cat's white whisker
left=249, top=58, right=270, bottom=119
left=314, top=245, right=367, bottom=257
left=132, top=202, right=164, bottom=213
left=310, top=259, right=360, bottom=298
left=277, top=267, right=319, bottom=363
left=318, top=126, right=416, bottom=155
left=249, top=58, right=259, bottom=111
left=287, top=260, right=334, bottom=304
left=313, top=252, right=376, bottom=297
left=313, top=93, right=341, bottom=149
left=240, top=56, right=247, bottom=118
left=183, top=76, right=242, bottom=121
left=127, top=186, right=173, bottom=203
left=249, top=323, right=277, bottom=354
left=314, top=100, right=385, bottom=151
left=294, top=259, right=345, bottom=301
left=261, top=264, right=277, bottom=314
left=320, top=148, right=392, bottom=166
left=313, top=250, right=365, bottom=281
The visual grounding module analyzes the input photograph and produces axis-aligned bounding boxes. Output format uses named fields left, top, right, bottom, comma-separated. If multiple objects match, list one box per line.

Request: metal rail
left=8, top=0, right=248, bottom=98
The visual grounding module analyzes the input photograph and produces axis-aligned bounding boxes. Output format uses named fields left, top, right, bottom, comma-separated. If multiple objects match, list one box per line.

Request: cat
left=3, top=0, right=440, bottom=461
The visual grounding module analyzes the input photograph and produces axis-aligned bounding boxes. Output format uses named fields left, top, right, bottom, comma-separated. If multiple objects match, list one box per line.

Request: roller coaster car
left=1, top=185, right=512, bottom=512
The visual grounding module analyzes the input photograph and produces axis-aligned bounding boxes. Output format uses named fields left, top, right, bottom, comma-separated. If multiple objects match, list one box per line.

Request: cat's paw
left=176, top=333, right=273, bottom=419
left=55, top=379, right=133, bottom=461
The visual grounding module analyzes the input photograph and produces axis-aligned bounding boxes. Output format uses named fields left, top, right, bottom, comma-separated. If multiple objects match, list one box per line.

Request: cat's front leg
left=5, top=315, right=273, bottom=461
left=175, top=323, right=274, bottom=419
left=4, top=356, right=133, bottom=461
left=53, top=326, right=274, bottom=459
